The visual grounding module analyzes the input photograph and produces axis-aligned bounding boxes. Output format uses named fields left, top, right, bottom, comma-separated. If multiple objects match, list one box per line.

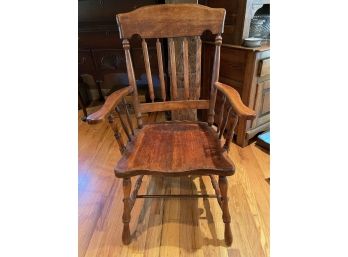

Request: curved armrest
left=215, top=82, right=256, bottom=120
left=86, top=86, right=133, bottom=124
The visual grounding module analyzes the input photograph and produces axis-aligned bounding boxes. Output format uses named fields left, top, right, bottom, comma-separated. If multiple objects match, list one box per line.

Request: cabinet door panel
left=252, top=80, right=270, bottom=128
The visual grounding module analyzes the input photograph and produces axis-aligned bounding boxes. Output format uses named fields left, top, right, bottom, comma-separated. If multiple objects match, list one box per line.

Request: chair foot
left=122, top=178, right=132, bottom=245
left=122, top=224, right=131, bottom=245
left=219, top=176, right=233, bottom=246
left=224, top=223, right=233, bottom=246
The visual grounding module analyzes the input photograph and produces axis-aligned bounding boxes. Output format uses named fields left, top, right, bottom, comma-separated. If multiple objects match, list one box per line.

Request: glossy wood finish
left=219, top=176, right=232, bottom=245
left=116, top=4, right=226, bottom=38
left=215, top=82, right=256, bottom=119
left=85, top=4, right=259, bottom=245
left=139, top=100, right=209, bottom=113
left=86, top=86, right=133, bottom=124
left=182, top=37, right=190, bottom=100
left=141, top=39, right=155, bottom=102
left=122, top=39, right=143, bottom=129
left=195, top=36, right=202, bottom=98
left=168, top=38, right=178, bottom=100
left=108, top=113, right=126, bottom=154
left=202, top=42, right=270, bottom=146
left=115, top=122, right=235, bottom=178
left=122, top=97, right=135, bottom=135
left=208, top=35, right=222, bottom=126
left=156, top=38, right=166, bottom=101
left=79, top=109, right=270, bottom=257
left=122, top=177, right=132, bottom=244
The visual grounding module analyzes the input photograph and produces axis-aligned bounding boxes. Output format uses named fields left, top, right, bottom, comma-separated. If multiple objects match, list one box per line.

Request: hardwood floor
left=78, top=108, right=270, bottom=257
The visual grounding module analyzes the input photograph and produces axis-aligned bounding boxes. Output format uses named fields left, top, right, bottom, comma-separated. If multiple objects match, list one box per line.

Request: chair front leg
left=122, top=177, right=132, bottom=244
left=219, top=176, right=232, bottom=246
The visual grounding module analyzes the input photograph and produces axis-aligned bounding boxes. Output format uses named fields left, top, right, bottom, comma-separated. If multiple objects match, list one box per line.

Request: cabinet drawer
left=258, top=58, right=270, bottom=77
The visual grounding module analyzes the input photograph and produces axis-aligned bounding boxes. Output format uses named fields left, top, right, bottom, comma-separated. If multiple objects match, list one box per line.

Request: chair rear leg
left=122, top=177, right=132, bottom=244
left=219, top=176, right=232, bottom=246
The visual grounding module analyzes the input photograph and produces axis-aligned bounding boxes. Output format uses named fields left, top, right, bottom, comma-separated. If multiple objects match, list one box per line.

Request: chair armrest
left=215, top=82, right=256, bottom=120
left=86, top=86, right=133, bottom=124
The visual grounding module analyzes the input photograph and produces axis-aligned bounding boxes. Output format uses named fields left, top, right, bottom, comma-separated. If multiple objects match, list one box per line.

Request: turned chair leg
left=122, top=177, right=132, bottom=245
left=219, top=176, right=233, bottom=246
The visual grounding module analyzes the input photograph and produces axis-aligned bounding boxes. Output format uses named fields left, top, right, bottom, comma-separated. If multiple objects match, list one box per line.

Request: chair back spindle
left=116, top=4, right=226, bottom=124
left=217, top=94, right=226, bottom=134
left=223, top=113, right=238, bottom=151
left=141, top=39, right=155, bottom=102
left=156, top=38, right=166, bottom=101
left=168, top=38, right=178, bottom=100
left=122, top=39, right=143, bottom=128
left=219, top=105, right=231, bottom=139
left=122, top=97, right=135, bottom=136
left=195, top=36, right=202, bottom=99
left=182, top=37, right=190, bottom=100
left=108, top=113, right=126, bottom=154
left=115, top=106, right=132, bottom=141
left=208, top=34, right=222, bottom=126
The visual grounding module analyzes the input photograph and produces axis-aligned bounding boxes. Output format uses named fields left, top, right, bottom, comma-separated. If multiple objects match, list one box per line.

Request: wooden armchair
left=86, top=4, right=256, bottom=246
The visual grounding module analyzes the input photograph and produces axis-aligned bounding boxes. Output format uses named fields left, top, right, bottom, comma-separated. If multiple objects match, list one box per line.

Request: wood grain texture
left=182, top=37, right=190, bottom=100
left=168, top=38, right=178, bottom=100
left=122, top=97, right=135, bottom=136
left=115, top=121, right=235, bottom=178
left=115, top=106, right=131, bottom=142
left=208, top=35, right=222, bottom=126
left=219, top=176, right=232, bottom=246
left=123, top=39, right=143, bottom=129
left=195, top=36, right=202, bottom=99
left=141, top=39, right=155, bottom=102
left=201, top=43, right=270, bottom=147
left=78, top=108, right=270, bottom=257
left=156, top=38, right=166, bottom=101
left=116, top=4, right=226, bottom=39
left=139, top=100, right=209, bottom=113
left=83, top=3, right=265, bottom=248
left=86, top=86, right=133, bottom=124
left=108, top=113, right=126, bottom=154
left=258, top=58, right=270, bottom=77
left=215, top=82, right=256, bottom=120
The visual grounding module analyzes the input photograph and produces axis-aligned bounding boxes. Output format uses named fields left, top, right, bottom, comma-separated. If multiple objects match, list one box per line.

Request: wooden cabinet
left=78, top=0, right=161, bottom=101
left=201, top=42, right=270, bottom=147
left=204, top=0, right=270, bottom=45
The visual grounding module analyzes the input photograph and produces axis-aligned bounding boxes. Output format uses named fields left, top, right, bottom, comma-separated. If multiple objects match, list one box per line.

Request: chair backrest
left=116, top=4, right=226, bottom=128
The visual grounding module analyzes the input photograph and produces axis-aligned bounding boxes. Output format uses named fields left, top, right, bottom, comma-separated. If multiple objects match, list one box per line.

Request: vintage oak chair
left=86, top=4, right=256, bottom=245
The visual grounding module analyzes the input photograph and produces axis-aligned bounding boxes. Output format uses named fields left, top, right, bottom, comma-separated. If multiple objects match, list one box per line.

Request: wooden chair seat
left=115, top=121, right=235, bottom=178
left=86, top=4, right=257, bottom=245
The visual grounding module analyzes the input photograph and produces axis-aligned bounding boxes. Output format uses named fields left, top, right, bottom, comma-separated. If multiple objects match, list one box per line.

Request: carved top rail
left=116, top=4, right=226, bottom=39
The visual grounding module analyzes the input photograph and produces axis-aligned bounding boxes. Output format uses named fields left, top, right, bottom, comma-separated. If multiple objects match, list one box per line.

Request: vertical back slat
left=195, top=36, right=202, bottom=99
left=182, top=37, right=189, bottom=100
left=208, top=34, right=222, bottom=126
left=142, top=39, right=155, bottom=102
left=122, top=39, right=143, bottom=128
left=156, top=39, right=166, bottom=101
left=122, top=97, right=134, bottom=135
left=168, top=38, right=178, bottom=100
